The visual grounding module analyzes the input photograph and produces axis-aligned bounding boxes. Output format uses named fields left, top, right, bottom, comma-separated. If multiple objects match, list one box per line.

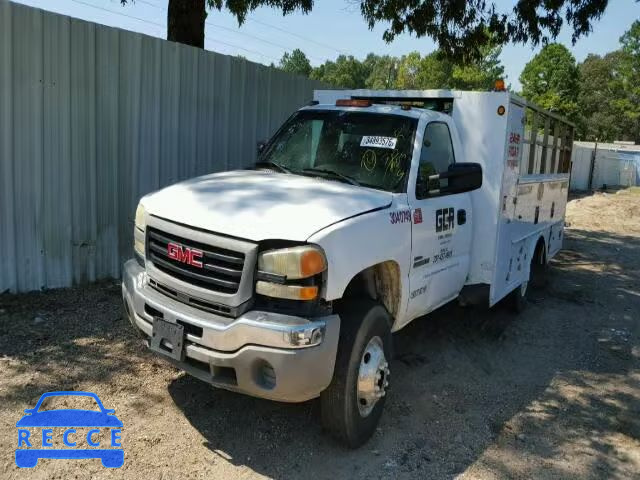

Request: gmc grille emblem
left=167, top=242, right=203, bottom=268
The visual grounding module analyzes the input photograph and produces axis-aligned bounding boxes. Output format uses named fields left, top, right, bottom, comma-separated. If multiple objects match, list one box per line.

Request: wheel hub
left=357, top=336, right=389, bottom=417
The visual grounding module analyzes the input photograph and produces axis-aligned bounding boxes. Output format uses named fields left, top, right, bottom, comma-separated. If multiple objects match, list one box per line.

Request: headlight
left=258, top=245, right=327, bottom=280
left=256, top=245, right=327, bottom=301
left=134, top=203, right=146, bottom=258
left=135, top=203, right=146, bottom=231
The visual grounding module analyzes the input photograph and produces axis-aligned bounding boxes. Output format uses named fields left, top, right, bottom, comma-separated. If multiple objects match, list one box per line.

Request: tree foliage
left=617, top=21, right=640, bottom=143
left=518, top=21, right=640, bottom=143
left=121, top=0, right=313, bottom=48
left=307, top=43, right=505, bottom=92
left=121, top=0, right=625, bottom=58
left=310, top=55, right=370, bottom=89
left=362, top=54, right=397, bottom=89
left=576, top=52, right=627, bottom=141
left=519, top=44, right=580, bottom=120
left=359, top=0, right=615, bottom=60
left=279, top=48, right=312, bottom=77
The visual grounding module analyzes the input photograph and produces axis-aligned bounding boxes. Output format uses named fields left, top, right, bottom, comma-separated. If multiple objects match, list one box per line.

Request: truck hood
left=142, top=170, right=392, bottom=242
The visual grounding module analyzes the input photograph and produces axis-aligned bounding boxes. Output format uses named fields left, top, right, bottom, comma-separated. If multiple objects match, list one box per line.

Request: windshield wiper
left=254, top=161, right=292, bottom=174
left=303, top=168, right=360, bottom=186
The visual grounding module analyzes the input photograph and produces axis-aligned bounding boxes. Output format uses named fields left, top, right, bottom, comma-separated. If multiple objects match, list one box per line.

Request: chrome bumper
left=121, top=260, right=340, bottom=402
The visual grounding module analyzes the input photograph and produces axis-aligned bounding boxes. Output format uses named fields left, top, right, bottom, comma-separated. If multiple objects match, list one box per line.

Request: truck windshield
left=260, top=110, right=417, bottom=192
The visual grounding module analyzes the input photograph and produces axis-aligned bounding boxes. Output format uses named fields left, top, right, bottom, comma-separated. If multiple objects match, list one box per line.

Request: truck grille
left=146, top=227, right=245, bottom=294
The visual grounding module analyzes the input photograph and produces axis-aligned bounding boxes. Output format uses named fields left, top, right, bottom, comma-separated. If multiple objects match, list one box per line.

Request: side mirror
left=256, top=140, right=267, bottom=157
left=419, top=162, right=483, bottom=197
left=440, top=162, right=483, bottom=194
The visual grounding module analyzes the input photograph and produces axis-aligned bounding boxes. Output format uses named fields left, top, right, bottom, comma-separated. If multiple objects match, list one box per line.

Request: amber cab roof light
left=335, top=99, right=372, bottom=107
left=494, top=79, right=506, bottom=92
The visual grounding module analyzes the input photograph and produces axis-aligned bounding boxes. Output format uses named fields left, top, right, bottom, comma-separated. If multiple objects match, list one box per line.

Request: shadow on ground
left=0, top=281, right=163, bottom=406
left=166, top=227, right=640, bottom=479
left=0, top=225, right=638, bottom=479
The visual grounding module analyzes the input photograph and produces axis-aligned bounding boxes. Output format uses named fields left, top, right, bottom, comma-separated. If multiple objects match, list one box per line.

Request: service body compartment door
left=405, top=119, right=472, bottom=321
left=491, top=101, right=527, bottom=304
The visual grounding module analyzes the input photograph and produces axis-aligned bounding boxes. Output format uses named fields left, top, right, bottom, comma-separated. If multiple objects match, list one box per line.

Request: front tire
left=320, top=300, right=392, bottom=448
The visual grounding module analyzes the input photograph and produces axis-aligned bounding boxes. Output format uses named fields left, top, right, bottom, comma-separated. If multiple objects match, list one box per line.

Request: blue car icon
left=15, top=391, right=123, bottom=468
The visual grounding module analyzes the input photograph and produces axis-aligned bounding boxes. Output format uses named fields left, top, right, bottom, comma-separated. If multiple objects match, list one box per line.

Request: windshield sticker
left=360, top=136, right=397, bottom=149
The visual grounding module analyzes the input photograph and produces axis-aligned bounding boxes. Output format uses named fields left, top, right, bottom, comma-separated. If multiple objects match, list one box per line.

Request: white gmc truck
left=122, top=89, right=573, bottom=447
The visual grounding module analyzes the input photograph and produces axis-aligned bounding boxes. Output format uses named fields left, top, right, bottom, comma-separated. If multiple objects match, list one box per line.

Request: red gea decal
left=167, top=242, right=203, bottom=268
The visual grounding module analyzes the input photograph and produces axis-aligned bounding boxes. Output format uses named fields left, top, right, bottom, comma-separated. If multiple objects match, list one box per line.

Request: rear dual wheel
left=509, top=241, right=547, bottom=312
left=509, top=279, right=529, bottom=313
left=320, top=300, right=392, bottom=448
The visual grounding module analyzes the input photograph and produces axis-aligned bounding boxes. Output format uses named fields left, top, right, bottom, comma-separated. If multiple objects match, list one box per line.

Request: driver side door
left=405, top=121, right=472, bottom=320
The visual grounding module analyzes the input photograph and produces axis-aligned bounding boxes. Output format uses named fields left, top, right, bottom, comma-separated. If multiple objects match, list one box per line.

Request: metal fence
left=0, top=1, right=325, bottom=293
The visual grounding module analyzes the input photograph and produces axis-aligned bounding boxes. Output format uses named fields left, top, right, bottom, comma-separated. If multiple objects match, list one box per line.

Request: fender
left=308, top=194, right=413, bottom=328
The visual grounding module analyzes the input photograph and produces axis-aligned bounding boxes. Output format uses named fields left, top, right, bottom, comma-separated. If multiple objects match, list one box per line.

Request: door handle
left=457, top=209, right=467, bottom=225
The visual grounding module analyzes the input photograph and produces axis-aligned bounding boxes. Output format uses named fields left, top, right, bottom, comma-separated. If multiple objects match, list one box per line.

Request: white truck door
left=406, top=120, right=472, bottom=320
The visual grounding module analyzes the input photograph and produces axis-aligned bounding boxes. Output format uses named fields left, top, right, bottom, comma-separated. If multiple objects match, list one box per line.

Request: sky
left=11, top=0, right=640, bottom=90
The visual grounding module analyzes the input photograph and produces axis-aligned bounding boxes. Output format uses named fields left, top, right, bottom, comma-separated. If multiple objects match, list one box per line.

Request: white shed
left=570, top=141, right=640, bottom=190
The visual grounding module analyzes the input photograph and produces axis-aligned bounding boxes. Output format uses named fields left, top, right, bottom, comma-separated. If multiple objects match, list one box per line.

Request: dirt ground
left=1, top=189, right=639, bottom=479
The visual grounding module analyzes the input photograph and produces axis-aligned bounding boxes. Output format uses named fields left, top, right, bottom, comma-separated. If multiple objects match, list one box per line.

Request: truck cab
left=122, top=89, right=573, bottom=447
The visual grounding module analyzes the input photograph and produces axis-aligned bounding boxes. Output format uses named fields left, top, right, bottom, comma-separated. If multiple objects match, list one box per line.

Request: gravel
left=1, top=189, right=639, bottom=479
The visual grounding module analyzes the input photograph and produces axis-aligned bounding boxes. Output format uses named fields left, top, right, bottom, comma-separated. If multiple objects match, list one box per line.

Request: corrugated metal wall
left=0, top=1, right=325, bottom=293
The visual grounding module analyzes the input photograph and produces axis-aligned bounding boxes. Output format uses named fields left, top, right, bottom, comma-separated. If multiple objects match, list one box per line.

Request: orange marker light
left=298, top=286, right=319, bottom=300
left=301, top=249, right=327, bottom=277
left=255, top=281, right=319, bottom=300
left=494, top=79, right=506, bottom=91
left=336, top=99, right=372, bottom=107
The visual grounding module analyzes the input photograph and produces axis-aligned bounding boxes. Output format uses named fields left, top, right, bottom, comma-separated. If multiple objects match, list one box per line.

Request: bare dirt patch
left=1, top=189, right=639, bottom=479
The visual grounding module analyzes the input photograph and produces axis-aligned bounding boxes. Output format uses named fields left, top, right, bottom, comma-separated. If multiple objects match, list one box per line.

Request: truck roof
left=314, top=89, right=573, bottom=127
left=301, top=103, right=445, bottom=122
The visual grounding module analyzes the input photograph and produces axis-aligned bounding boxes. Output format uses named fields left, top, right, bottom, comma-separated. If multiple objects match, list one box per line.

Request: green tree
left=120, top=1, right=619, bottom=60
left=363, top=54, right=397, bottom=89
left=394, top=46, right=504, bottom=91
left=120, top=0, right=312, bottom=48
left=395, top=51, right=455, bottom=89
left=416, top=52, right=454, bottom=88
left=576, top=52, right=627, bottom=141
left=395, top=52, right=424, bottom=89
left=451, top=44, right=505, bottom=90
left=520, top=44, right=580, bottom=121
left=279, top=49, right=312, bottom=77
left=361, top=0, right=618, bottom=60
left=618, top=21, right=640, bottom=143
left=310, top=55, right=369, bottom=88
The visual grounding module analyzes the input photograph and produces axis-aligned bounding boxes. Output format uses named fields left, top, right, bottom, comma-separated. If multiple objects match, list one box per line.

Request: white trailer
left=122, top=89, right=574, bottom=447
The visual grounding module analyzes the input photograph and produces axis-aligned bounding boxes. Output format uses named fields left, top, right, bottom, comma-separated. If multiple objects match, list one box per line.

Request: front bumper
left=122, top=260, right=340, bottom=402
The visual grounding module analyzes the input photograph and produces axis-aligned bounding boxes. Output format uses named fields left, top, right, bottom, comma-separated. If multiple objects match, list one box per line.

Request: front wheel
left=320, top=300, right=392, bottom=448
